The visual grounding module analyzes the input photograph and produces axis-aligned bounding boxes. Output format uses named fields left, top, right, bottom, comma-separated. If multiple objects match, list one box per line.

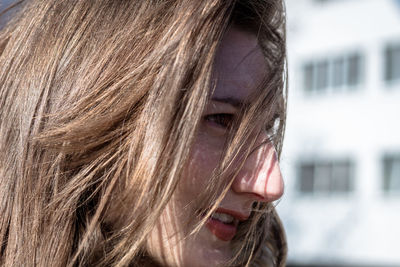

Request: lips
left=205, top=208, right=249, bottom=242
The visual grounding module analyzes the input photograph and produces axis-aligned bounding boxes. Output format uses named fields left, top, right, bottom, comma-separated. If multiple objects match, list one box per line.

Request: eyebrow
left=211, top=96, right=246, bottom=108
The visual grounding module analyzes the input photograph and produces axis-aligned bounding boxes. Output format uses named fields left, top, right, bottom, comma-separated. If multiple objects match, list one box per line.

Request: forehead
left=213, top=27, right=267, bottom=101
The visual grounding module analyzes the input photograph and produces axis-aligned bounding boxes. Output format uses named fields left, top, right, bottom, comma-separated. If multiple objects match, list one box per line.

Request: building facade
left=278, top=0, right=400, bottom=266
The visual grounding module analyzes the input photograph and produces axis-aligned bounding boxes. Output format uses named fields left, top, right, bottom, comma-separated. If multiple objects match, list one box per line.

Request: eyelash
left=204, top=113, right=234, bottom=129
left=204, top=113, right=281, bottom=138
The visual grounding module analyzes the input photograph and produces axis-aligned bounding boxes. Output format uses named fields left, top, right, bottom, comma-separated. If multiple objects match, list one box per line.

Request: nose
left=231, top=138, right=284, bottom=202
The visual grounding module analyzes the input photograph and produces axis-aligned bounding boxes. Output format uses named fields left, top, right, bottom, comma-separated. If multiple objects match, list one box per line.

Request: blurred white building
left=278, top=0, right=400, bottom=266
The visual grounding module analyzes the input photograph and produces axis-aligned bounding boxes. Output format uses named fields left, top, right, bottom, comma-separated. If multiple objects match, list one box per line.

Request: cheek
left=145, top=135, right=226, bottom=265
left=181, top=132, right=223, bottom=196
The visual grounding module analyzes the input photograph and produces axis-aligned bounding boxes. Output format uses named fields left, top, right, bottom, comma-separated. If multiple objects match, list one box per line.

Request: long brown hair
left=0, top=0, right=287, bottom=266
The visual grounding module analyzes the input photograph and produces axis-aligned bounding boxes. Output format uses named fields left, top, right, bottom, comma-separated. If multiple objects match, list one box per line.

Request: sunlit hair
left=0, top=0, right=287, bottom=266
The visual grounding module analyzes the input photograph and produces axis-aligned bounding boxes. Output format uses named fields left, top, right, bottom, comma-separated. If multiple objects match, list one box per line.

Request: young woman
left=0, top=0, right=287, bottom=266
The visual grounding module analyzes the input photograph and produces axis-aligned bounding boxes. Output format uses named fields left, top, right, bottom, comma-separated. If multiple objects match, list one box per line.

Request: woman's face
left=146, top=26, right=284, bottom=267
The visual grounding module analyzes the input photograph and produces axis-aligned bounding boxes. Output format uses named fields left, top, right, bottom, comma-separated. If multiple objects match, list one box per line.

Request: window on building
left=316, top=60, right=329, bottom=91
left=303, top=53, right=363, bottom=94
left=303, top=63, right=314, bottom=93
left=385, top=44, right=400, bottom=83
left=299, top=163, right=315, bottom=193
left=383, top=154, right=400, bottom=194
left=333, top=57, right=345, bottom=87
left=347, top=53, right=362, bottom=87
left=298, top=159, right=354, bottom=195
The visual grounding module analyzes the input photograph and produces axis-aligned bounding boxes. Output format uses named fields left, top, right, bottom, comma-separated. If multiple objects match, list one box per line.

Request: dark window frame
left=384, top=44, right=400, bottom=83
left=302, top=52, right=363, bottom=95
left=298, top=159, right=355, bottom=195
left=382, top=154, right=400, bottom=195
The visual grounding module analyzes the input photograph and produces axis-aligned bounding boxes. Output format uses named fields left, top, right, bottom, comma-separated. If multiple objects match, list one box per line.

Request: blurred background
left=0, top=0, right=16, bottom=28
left=279, top=0, right=400, bottom=266
left=1, top=0, right=399, bottom=266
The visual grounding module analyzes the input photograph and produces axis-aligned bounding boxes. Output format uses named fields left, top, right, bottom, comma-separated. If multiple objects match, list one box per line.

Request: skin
left=146, top=26, right=284, bottom=267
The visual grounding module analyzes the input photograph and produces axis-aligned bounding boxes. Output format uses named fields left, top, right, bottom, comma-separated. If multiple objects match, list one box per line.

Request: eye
left=204, top=113, right=234, bottom=129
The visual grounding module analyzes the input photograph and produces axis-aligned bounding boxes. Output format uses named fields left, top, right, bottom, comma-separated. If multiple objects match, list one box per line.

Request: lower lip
left=206, top=218, right=237, bottom=241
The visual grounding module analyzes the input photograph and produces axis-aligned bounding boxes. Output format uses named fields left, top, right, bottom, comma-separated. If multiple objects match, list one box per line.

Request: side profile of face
left=146, top=26, right=284, bottom=267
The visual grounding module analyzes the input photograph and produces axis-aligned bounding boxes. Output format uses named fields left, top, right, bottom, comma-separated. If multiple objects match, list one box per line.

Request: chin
left=147, top=224, right=235, bottom=267
left=180, top=226, right=235, bottom=267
